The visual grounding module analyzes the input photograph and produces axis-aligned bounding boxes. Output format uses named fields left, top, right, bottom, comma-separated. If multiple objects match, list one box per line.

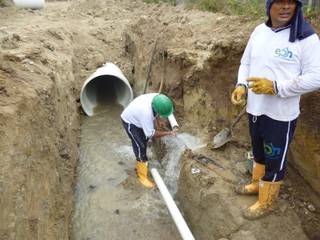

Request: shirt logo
left=274, top=47, right=293, bottom=60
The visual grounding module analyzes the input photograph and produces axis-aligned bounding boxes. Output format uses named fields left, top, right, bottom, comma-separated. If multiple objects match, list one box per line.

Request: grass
left=143, top=0, right=176, bottom=5
left=0, top=0, right=11, bottom=7
left=185, top=0, right=265, bottom=17
left=143, top=0, right=320, bottom=29
left=304, top=6, right=320, bottom=28
left=143, top=0, right=266, bottom=17
left=186, top=0, right=320, bottom=26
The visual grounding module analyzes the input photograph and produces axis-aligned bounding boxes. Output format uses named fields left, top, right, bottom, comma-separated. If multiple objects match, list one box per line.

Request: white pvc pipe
left=150, top=168, right=195, bottom=240
left=13, top=0, right=45, bottom=9
left=80, top=62, right=133, bottom=116
left=168, top=114, right=179, bottom=130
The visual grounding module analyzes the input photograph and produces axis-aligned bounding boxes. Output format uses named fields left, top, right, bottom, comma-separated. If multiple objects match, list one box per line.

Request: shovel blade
left=212, top=128, right=232, bottom=149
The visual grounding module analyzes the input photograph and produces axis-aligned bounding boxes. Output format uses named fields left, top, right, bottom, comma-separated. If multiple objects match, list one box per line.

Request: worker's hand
left=231, top=85, right=247, bottom=106
left=172, top=126, right=179, bottom=132
left=247, top=77, right=276, bottom=95
left=170, top=131, right=177, bottom=137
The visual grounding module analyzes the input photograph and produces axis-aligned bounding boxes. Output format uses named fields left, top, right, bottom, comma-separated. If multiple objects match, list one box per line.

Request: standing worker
left=121, top=93, right=176, bottom=188
left=231, top=0, right=320, bottom=219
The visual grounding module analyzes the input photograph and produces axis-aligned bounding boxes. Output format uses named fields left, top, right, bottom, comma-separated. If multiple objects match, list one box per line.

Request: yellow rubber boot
left=243, top=180, right=282, bottom=220
left=136, top=161, right=155, bottom=188
left=235, top=162, right=265, bottom=195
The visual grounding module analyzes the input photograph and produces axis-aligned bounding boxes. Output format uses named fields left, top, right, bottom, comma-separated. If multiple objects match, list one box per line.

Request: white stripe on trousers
left=128, top=123, right=141, bottom=159
left=272, top=121, right=291, bottom=182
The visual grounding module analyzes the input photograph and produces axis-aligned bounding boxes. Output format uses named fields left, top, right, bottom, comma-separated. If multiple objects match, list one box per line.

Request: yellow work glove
left=247, top=77, right=276, bottom=95
left=231, top=85, right=247, bottom=106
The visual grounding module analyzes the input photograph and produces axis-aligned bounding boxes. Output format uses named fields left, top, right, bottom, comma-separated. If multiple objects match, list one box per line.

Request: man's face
left=270, top=0, right=297, bottom=28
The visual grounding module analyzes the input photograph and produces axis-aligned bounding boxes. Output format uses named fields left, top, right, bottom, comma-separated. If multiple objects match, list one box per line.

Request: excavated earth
left=0, top=0, right=319, bottom=239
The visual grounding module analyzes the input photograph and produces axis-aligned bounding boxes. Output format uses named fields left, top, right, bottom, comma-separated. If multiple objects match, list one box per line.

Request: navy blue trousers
left=248, top=114, right=297, bottom=182
left=121, top=119, right=148, bottom=162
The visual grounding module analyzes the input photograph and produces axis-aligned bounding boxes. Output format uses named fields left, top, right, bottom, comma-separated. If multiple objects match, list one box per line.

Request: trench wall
left=0, top=0, right=140, bottom=238
left=124, top=9, right=320, bottom=239
left=124, top=6, right=320, bottom=195
left=0, top=43, right=79, bottom=239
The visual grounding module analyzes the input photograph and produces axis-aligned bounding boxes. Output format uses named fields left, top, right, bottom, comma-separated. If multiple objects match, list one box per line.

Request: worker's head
left=266, top=0, right=314, bottom=42
left=266, top=0, right=301, bottom=28
left=152, top=94, right=173, bottom=118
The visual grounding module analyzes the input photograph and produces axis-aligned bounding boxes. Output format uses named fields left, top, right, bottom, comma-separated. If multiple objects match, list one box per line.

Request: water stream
left=162, top=133, right=206, bottom=195
left=72, top=95, right=204, bottom=239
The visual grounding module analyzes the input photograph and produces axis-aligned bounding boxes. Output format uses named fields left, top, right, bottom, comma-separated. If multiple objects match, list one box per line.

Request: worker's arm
left=232, top=63, right=249, bottom=105
left=153, top=130, right=176, bottom=139
left=277, top=35, right=320, bottom=97
left=232, top=29, right=256, bottom=105
left=247, top=35, right=320, bottom=96
left=142, top=119, right=176, bottom=140
left=237, top=28, right=258, bottom=86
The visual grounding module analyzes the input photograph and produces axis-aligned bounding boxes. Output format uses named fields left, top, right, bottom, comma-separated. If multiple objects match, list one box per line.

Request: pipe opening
left=80, top=63, right=133, bottom=116
left=86, top=76, right=117, bottom=105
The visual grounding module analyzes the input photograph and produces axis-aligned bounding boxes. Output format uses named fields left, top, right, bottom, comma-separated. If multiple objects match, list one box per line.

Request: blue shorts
left=248, top=114, right=297, bottom=182
left=121, top=119, right=148, bottom=162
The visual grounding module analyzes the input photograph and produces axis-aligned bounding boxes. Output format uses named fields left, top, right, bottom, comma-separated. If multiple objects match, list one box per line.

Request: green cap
left=152, top=94, right=173, bottom=118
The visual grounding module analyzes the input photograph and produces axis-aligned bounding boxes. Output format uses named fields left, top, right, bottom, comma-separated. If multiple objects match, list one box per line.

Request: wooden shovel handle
left=230, top=106, right=246, bottom=130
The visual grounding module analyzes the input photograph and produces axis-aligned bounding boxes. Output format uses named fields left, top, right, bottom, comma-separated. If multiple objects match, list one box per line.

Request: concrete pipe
left=80, top=62, right=133, bottom=116
left=13, top=0, right=45, bottom=9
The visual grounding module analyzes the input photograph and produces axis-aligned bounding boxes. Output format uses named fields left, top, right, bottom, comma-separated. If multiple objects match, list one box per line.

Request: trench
left=2, top=1, right=320, bottom=239
left=71, top=45, right=320, bottom=240
left=72, top=72, right=205, bottom=239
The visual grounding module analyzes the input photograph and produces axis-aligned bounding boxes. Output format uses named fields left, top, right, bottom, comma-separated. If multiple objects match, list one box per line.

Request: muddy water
left=72, top=85, right=205, bottom=239
left=162, top=133, right=206, bottom=195
left=72, top=96, right=180, bottom=239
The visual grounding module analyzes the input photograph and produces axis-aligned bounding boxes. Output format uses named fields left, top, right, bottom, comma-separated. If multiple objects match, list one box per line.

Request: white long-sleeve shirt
left=121, top=93, right=157, bottom=138
left=238, top=23, right=320, bottom=121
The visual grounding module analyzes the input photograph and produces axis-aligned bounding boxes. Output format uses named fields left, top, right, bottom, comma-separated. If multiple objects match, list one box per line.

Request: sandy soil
left=0, top=0, right=319, bottom=239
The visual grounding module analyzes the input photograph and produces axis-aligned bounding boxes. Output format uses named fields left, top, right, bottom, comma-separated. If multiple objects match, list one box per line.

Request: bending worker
left=121, top=93, right=176, bottom=188
left=231, top=0, right=320, bottom=219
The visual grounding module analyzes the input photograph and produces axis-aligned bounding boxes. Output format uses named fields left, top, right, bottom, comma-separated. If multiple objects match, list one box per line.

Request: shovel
left=212, top=106, right=246, bottom=149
